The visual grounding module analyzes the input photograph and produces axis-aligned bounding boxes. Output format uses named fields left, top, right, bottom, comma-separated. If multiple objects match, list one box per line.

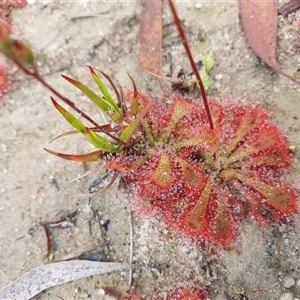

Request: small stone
left=215, top=74, right=223, bottom=80
left=279, top=224, right=287, bottom=233
left=297, top=279, right=300, bottom=287
left=98, top=289, right=105, bottom=296
left=284, top=277, right=295, bottom=288
left=280, top=293, right=293, bottom=300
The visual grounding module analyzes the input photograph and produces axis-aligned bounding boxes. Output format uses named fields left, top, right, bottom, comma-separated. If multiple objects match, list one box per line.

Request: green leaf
left=62, top=75, right=119, bottom=120
left=84, top=128, right=117, bottom=152
left=51, top=98, right=86, bottom=133
left=89, top=66, right=121, bottom=115
left=199, top=69, right=211, bottom=91
left=202, top=55, right=214, bottom=73
left=51, top=98, right=117, bottom=152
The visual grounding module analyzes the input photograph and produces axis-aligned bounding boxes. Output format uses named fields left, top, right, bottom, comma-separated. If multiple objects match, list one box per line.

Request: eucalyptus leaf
left=0, top=260, right=129, bottom=300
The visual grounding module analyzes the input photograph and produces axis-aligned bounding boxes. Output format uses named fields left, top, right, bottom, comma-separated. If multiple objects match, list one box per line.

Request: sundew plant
left=0, top=0, right=297, bottom=249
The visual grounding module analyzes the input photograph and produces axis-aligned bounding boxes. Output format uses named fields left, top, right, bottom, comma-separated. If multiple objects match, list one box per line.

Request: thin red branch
left=167, top=0, right=214, bottom=130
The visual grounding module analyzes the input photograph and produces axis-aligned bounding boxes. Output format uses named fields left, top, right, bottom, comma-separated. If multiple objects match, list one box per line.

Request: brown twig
left=278, top=0, right=300, bottom=16
left=40, top=210, right=78, bottom=259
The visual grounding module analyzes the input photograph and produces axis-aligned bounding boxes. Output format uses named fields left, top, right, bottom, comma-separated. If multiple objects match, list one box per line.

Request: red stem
left=167, top=0, right=214, bottom=130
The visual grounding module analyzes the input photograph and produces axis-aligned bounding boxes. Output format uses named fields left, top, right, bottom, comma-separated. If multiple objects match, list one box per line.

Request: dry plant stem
left=128, top=210, right=133, bottom=289
left=40, top=210, right=78, bottom=258
left=167, top=0, right=214, bottom=130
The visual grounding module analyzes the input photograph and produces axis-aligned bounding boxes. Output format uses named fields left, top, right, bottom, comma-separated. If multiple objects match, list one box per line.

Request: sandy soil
left=0, top=1, right=300, bottom=300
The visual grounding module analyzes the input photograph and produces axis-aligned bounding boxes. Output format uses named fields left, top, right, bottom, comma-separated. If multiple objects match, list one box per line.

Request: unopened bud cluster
left=0, top=27, right=34, bottom=67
